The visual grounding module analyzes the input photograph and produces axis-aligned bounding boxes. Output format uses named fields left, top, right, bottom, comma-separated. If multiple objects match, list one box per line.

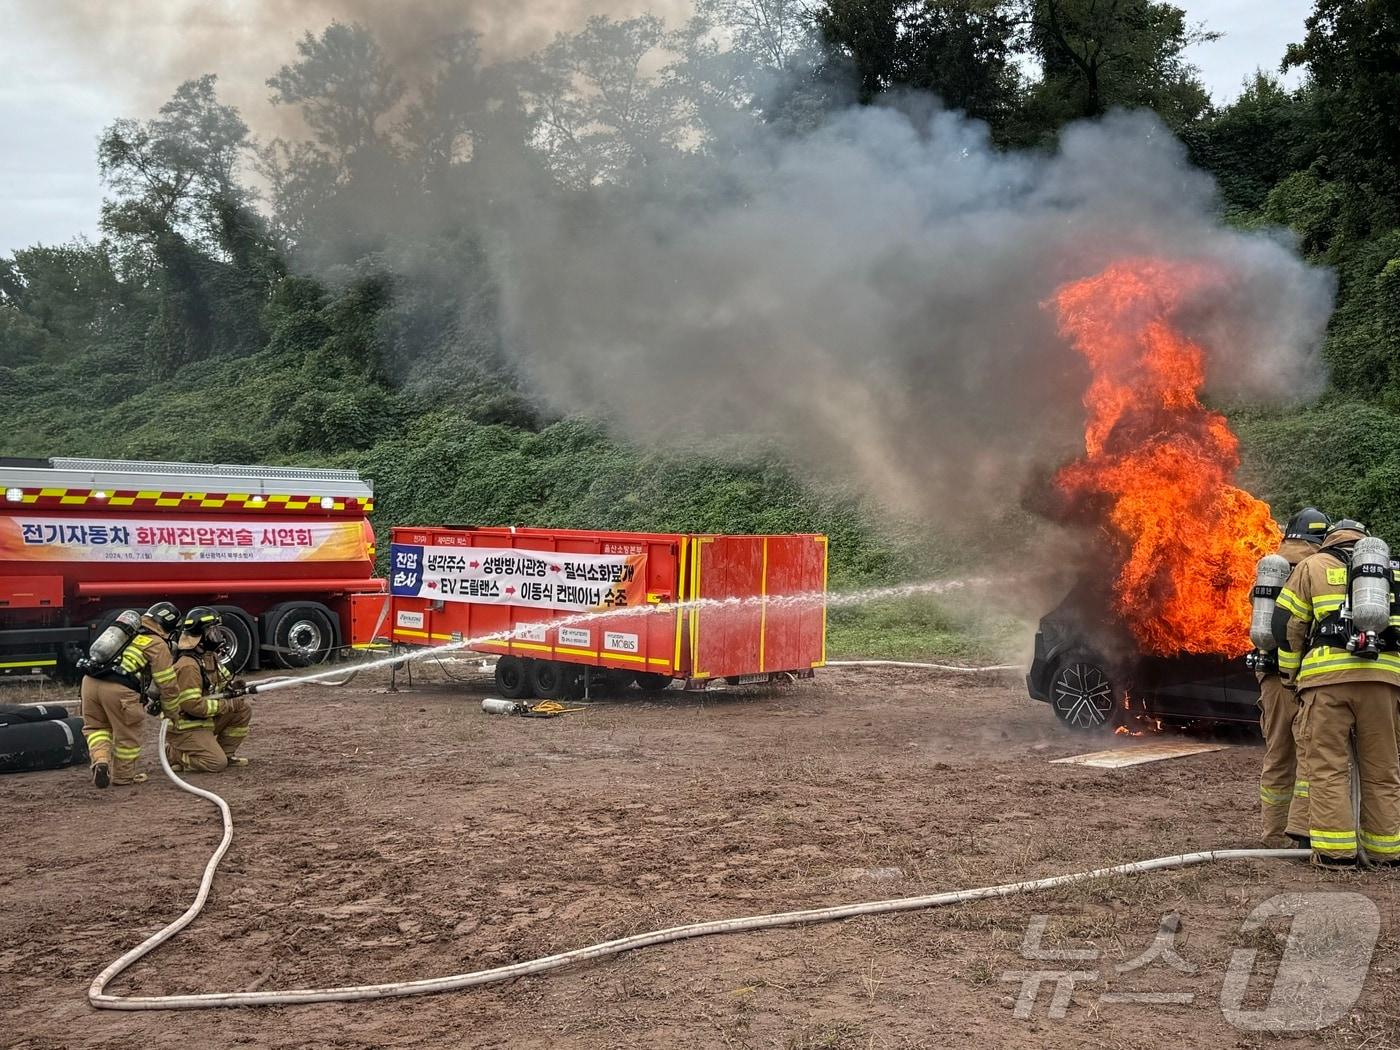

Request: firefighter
left=80, top=601, right=182, bottom=788
left=1275, top=520, right=1400, bottom=865
left=1257, top=507, right=1329, bottom=847
left=162, top=607, right=252, bottom=773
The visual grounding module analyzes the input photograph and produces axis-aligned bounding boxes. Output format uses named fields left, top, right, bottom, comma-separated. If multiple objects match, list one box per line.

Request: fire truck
left=0, top=457, right=383, bottom=679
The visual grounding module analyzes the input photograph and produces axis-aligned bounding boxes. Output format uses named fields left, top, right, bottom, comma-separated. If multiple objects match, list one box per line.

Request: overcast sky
left=0, top=0, right=1313, bottom=256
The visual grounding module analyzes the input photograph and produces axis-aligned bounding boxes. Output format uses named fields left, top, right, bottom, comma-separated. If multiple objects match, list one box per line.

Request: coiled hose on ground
left=88, top=721, right=1309, bottom=1011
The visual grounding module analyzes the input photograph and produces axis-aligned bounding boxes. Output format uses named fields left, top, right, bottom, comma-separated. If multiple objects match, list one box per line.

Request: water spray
left=240, top=576, right=1000, bottom=697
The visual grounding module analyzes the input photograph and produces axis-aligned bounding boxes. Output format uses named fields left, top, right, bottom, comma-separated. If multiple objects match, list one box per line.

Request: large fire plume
left=1052, top=258, right=1281, bottom=656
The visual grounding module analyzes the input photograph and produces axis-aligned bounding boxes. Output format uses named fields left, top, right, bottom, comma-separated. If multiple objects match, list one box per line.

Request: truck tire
left=529, top=660, right=579, bottom=700
left=495, top=656, right=533, bottom=699
left=633, top=672, right=673, bottom=693
left=210, top=606, right=256, bottom=674
left=1049, top=655, right=1116, bottom=731
left=0, top=716, right=88, bottom=773
left=267, top=604, right=335, bottom=669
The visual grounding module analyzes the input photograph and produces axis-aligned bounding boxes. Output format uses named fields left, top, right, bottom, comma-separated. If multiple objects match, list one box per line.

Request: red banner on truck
left=0, top=515, right=369, bottom=564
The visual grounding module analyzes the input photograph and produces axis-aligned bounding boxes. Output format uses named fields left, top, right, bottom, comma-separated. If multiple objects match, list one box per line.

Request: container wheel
left=632, top=671, right=673, bottom=693
left=1049, top=657, right=1116, bottom=731
left=495, top=656, right=533, bottom=699
left=529, top=660, right=580, bottom=700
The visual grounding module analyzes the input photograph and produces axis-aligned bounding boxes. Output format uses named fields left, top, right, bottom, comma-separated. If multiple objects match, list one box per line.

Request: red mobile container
left=0, top=457, right=384, bottom=678
left=380, top=525, right=828, bottom=693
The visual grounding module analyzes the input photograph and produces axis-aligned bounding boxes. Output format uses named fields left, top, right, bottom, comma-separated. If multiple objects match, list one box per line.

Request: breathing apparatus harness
left=1306, top=543, right=1399, bottom=661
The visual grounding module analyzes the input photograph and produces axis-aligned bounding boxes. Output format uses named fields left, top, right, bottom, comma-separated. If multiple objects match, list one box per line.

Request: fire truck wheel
left=495, top=656, right=533, bottom=699
left=1049, top=655, right=1116, bottom=731
left=209, top=606, right=255, bottom=674
left=529, top=660, right=580, bottom=700
left=632, top=672, right=673, bottom=693
left=269, top=605, right=335, bottom=668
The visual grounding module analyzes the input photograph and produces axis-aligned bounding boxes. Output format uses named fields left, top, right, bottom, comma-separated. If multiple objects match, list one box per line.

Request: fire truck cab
left=0, top=457, right=383, bottom=680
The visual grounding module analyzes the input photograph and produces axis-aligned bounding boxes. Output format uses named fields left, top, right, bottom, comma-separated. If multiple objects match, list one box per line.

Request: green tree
left=818, top=0, right=1022, bottom=127
left=1021, top=0, right=1214, bottom=132
left=1283, top=0, right=1400, bottom=227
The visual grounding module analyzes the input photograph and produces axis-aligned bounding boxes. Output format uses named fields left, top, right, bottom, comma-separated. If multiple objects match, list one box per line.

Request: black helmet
left=1325, top=518, right=1369, bottom=539
left=1285, top=507, right=1331, bottom=543
left=145, top=601, right=182, bottom=634
left=180, top=606, right=223, bottom=636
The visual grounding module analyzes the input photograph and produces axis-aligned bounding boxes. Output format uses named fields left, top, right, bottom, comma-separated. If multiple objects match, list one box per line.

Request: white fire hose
left=88, top=720, right=1309, bottom=1011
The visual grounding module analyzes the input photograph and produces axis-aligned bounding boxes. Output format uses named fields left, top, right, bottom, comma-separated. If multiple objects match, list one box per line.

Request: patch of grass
left=826, top=593, right=1025, bottom=663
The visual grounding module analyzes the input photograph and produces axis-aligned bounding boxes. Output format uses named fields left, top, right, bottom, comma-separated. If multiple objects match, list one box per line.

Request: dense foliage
left=3, top=0, right=1400, bottom=598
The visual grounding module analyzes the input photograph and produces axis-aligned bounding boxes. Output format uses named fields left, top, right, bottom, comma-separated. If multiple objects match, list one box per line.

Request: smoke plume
left=496, top=103, right=1334, bottom=527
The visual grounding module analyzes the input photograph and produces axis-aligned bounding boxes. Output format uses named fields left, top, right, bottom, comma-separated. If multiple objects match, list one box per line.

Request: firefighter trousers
left=1258, top=676, right=1309, bottom=845
left=79, top=676, right=146, bottom=785
left=1297, top=682, right=1400, bottom=863
left=164, top=705, right=252, bottom=773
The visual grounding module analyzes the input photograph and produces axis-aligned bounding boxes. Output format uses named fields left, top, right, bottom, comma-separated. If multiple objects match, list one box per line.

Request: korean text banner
left=390, top=544, right=647, bottom=612
left=0, top=516, right=368, bottom=563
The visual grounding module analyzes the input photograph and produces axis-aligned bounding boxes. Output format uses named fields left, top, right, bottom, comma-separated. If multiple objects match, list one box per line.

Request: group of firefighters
left=1257, top=509, right=1400, bottom=866
left=79, top=604, right=253, bottom=788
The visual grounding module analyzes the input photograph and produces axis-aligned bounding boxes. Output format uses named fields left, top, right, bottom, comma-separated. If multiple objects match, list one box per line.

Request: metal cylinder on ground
left=1250, top=554, right=1292, bottom=649
left=481, top=698, right=524, bottom=716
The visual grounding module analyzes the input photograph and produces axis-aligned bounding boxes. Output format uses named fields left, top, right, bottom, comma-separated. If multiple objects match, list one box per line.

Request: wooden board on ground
left=1051, top=740, right=1229, bottom=768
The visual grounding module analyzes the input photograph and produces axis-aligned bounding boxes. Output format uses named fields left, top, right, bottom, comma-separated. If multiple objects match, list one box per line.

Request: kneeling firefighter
left=1249, top=507, right=1329, bottom=847
left=79, top=602, right=182, bottom=788
left=1275, top=520, right=1400, bottom=865
left=162, top=607, right=252, bottom=773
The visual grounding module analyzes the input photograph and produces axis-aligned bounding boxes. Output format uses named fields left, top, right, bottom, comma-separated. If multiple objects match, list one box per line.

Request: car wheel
left=1050, top=658, right=1116, bottom=730
left=495, top=656, right=533, bottom=699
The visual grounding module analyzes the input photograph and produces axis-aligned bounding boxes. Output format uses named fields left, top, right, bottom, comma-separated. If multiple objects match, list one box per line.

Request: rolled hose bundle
left=0, top=715, right=87, bottom=773
left=0, top=702, right=71, bottom=725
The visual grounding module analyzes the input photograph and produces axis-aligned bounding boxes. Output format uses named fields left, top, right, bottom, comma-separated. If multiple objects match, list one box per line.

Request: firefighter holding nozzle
left=1271, top=519, right=1400, bottom=866
left=161, top=607, right=253, bottom=773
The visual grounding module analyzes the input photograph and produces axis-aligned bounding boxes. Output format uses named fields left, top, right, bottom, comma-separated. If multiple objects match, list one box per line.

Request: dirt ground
left=2, top=662, right=1398, bottom=1050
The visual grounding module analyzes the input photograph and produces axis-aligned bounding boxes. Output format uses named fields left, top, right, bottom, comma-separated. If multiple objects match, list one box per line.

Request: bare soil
left=2, top=663, right=1398, bottom=1049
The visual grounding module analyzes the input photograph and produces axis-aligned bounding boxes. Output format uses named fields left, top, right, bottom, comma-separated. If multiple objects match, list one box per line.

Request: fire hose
left=88, top=717, right=1310, bottom=1011
left=827, top=659, right=1020, bottom=673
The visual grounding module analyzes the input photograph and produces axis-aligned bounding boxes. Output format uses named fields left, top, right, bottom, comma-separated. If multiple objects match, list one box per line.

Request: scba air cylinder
left=1250, top=554, right=1292, bottom=650
left=1350, top=537, right=1393, bottom=635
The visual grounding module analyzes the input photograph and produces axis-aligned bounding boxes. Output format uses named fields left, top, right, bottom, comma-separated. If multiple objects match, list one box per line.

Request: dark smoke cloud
left=496, top=104, right=1334, bottom=527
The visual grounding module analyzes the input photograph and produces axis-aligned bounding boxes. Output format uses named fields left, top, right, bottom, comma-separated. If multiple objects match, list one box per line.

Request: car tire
left=1049, top=656, right=1117, bottom=731
left=495, top=656, right=533, bottom=699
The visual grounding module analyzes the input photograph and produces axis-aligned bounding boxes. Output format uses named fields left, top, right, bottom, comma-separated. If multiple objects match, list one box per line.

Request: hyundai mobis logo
left=1001, top=892, right=1380, bottom=1031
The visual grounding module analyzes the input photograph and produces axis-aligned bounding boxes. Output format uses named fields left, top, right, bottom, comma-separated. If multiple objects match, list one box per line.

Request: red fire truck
left=381, top=525, right=828, bottom=696
left=0, top=457, right=383, bottom=679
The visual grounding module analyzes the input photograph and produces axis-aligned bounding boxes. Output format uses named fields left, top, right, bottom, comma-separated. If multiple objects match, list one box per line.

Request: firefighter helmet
left=145, top=601, right=182, bottom=634
left=1285, top=507, right=1331, bottom=543
left=1325, top=518, right=1369, bottom=539
left=180, top=607, right=223, bottom=636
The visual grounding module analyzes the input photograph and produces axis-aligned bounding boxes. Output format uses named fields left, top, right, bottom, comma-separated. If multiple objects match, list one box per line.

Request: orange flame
left=1052, top=258, right=1280, bottom=657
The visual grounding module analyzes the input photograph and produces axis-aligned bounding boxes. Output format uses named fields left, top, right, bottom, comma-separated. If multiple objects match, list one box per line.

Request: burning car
left=1024, top=258, right=1282, bottom=732
left=1026, top=585, right=1260, bottom=730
